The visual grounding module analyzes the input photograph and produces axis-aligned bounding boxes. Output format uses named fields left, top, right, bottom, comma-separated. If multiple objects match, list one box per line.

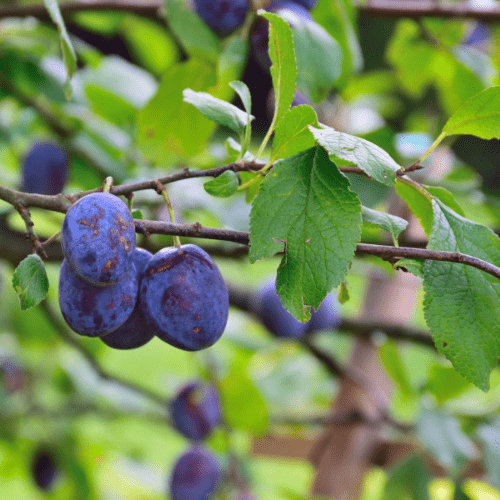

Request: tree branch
left=356, top=0, right=500, bottom=20
left=2, top=0, right=500, bottom=22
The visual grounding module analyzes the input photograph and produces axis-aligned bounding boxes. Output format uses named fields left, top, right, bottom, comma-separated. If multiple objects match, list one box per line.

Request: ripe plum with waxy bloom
left=58, top=259, right=138, bottom=337
left=61, top=193, right=136, bottom=286
left=139, top=244, right=229, bottom=351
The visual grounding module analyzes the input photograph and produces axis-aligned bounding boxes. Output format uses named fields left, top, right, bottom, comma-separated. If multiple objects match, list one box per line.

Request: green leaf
left=313, top=0, right=363, bottom=84
left=425, top=365, right=470, bottom=404
left=417, top=409, right=477, bottom=476
left=43, top=0, right=77, bottom=97
left=423, top=185, right=465, bottom=217
left=362, top=206, right=408, bottom=240
left=249, top=146, right=362, bottom=321
left=131, top=210, right=143, bottom=220
left=260, top=11, right=297, bottom=129
left=477, top=422, right=500, bottom=490
left=423, top=200, right=500, bottom=391
left=338, top=281, right=350, bottom=304
left=230, top=81, right=252, bottom=116
left=442, top=86, right=500, bottom=139
left=203, top=171, right=239, bottom=198
left=394, top=178, right=433, bottom=237
left=384, top=455, right=431, bottom=500
left=12, top=254, right=49, bottom=310
left=121, top=15, right=178, bottom=75
left=310, top=125, right=402, bottom=186
left=288, top=13, right=342, bottom=102
left=217, top=36, right=249, bottom=90
left=164, top=0, right=221, bottom=64
left=271, top=105, right=318, bottom=162
left=219, top=351, right=269, bottom=435
left=394, top=258, right=425, bottom=278
left=379, top=341, right=413, bottom=396
left=225, top=137, right=254, bottom=163
left=183, top=88, right=253, bottom=134
left=137, top=59, right=217, bottom=164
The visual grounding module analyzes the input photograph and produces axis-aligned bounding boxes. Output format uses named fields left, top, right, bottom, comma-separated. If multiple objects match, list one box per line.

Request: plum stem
left=102, top=177, right=114, bottom=193
left=157, top=182, right=181, bottom=248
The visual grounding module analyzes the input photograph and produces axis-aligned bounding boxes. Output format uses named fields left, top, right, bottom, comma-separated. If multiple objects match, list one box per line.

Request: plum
left=193, top=0, right=249, bottom=37
left=170, top=445, right=222, bottom=500
left=171, top=382, right=221, bottom=441
left=61, top=192, right=136, bottom=286
left=252, top=280, right=308, bottom=339
left=32, top=449, right=57, bottom=491
left=293, top=0, right=318, bottom=9
left=139, top=244, right=229, bottom=351
left=251, top=0, right=312, bottom=71
left=252, top=279, right=341, bottom=339
left=100, top=248, right=155, bottom=350
left=58, top=259, right=137, bottom=337
left=21, top=142, right=68, bottom=195
left=307, top=292, right=341, bottom=333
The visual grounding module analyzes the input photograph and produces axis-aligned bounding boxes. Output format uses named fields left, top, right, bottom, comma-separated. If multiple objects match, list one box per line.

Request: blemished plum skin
left=21, top=142, right=68, bottom=195
left=253, top=280, right=341, bottom=339
left=139, top=244, right=229, bottom=351
left=61, top=193, right=136, bottom=286
left=100, top=248, right=155, bottom=350
left=170, top=446, right=222, bottom=500
left=59, top=259, right=138, bottom=337
left=171, top=382, right=221, bottom=441
left=193, top=0, right=249, bottom=36
left=32, top=450, right=57, bottom=491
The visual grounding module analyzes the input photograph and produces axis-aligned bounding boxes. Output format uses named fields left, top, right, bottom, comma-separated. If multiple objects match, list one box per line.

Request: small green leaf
left=289, top=13, right=342, bottom=102
left=164, top=0, right=221, bottom=64
left=477, top=422, right=500, bottom=490
left=12, top=254, right=49, bottom=310
left=395, top=178, right=433, bottom=237
left=230, top=81, right=251, bottom=116
left=183, top=88, right=253, bottom=134
left=417, top=409, right=477, bottom=476
left=203, top=171, right=239, bottom=198
left=310, top=125, right=402, bottom=185
left=442, top=86, right=500, bottom=139
left=250, top=146, right=361, bottom=321
left=394, top=258, right=425, bottom=278
left=260, top=11, right=297, bottom=129
left=137, top=59, right=217, bottom=164
left=423, top=200, right=500, bottom=391
left=271, top=105, right=318, bottom=162
left=225, top=137, right=254, bottom=162
left=423, top=185, right=465, bottom=217
left=338, top=281, right=350, bottom=304
left=379, top=341, right=413, bottom=396
left=219, top=351, right=269, bottom=435
left=43, top=0, right=77, bottom=97
left=384, top=455, right=431, bottom=500
left=425, top=365, right=470, bottom=404
left=362, top=206, right=408, bottom=240
left=131, top=210, right=143, bottom=220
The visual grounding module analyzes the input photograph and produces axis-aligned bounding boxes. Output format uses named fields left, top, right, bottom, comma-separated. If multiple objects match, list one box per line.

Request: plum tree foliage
left=3, top=0, right=500, bottom=499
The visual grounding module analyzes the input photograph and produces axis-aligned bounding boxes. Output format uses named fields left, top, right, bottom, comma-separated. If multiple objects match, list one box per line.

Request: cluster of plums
left=58, top=192, right=229, bottom=351
left=169, top=382, right=257, bottom=499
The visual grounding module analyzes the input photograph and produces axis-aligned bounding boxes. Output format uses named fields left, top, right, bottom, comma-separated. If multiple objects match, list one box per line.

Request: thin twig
left=15, top=203, right=48, bottom=259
